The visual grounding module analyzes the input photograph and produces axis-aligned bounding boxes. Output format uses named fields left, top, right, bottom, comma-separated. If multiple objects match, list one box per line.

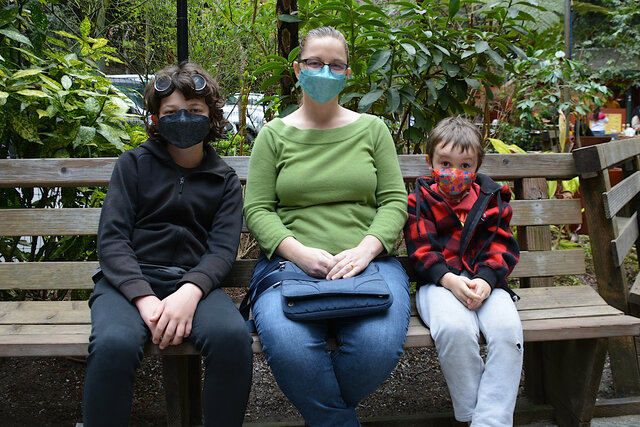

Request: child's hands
left=150, top=283, right=203, bottom=350
left=134, top=294, right=163, bottom=337
left=439, top=272, right=478, bottom=309
left=467, top=278, right=491, bottom=310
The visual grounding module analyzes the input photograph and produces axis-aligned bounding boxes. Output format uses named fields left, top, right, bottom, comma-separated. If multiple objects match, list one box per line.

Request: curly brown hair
left=144, top=62, right=227, bottom=142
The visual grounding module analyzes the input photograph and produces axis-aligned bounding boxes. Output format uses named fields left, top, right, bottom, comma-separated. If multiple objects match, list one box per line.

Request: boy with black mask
left=83, top=62, right=252, bottom=427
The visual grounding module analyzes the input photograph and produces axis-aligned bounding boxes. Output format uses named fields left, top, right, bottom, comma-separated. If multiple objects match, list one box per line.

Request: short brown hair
left=144, top=62, right=227, bottom=142
left=426, top=116, right=484, bottom=169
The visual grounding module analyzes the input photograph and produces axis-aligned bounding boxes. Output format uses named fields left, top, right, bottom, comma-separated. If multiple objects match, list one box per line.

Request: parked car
left=107, top=74, right=151, bottom=123
left=222, top=92, right=266, bottom=140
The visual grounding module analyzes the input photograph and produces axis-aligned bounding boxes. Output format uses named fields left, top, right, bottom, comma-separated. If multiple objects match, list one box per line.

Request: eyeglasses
left=299, top=58, right=348, bottom=74
left=154, top=72, right=207, bottom=98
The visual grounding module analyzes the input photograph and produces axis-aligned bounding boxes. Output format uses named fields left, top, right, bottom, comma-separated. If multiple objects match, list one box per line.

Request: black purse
left=240, top=259, right=393, bottom=328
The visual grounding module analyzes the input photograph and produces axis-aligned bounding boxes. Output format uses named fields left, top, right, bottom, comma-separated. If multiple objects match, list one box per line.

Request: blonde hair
left=299, top=26, right=349, bottom=61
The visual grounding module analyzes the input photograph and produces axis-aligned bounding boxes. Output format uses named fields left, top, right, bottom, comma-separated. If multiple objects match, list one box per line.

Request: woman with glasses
left=244, top=27, right=410, bottom=426
left=83, top=62, right=252, bottom=426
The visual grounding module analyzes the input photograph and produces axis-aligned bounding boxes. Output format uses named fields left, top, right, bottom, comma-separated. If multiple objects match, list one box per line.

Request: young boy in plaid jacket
left=404, top=116, right=522, bottom=426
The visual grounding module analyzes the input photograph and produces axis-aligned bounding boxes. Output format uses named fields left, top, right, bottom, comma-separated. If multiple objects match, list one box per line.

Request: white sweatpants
left=416, top=284, right=523, bottom=426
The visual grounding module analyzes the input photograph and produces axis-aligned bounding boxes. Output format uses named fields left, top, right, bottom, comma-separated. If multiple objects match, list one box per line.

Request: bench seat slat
left=521, top=315, right=640, bottom=342
left=2, top=313, right=639, bottom=356
left=518, top=305, right=622, bottom=321
left=515, top=285, right=606, bottom=310
left=1, top=286, right=639, bottom=357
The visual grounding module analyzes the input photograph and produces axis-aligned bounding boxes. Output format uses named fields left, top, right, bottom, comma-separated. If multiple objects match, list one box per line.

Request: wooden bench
left=1, top=147, right=640, bottom=426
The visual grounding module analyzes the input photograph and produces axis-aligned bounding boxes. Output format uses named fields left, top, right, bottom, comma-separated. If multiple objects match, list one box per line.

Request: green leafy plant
left=1, top=1, right=141, bottom=301
left=257, top=0, right=539, bottom=154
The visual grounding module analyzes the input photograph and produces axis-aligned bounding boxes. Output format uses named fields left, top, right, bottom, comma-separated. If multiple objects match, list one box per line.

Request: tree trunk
left=276, top=0, right=298, bottom=97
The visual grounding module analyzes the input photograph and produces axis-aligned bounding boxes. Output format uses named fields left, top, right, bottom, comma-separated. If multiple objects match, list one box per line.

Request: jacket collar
left=140, top=138, right=231, bottom=178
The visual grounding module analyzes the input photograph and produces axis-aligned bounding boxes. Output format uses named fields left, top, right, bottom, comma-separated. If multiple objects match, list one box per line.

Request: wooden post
left=276, top=0, right=298, bottom=97
left=542, top=338, right=607, bottom=426
left=514, top=177, right=553, bottom=404
left=579, top=168, right=640, bottom=396
left=514, top=178, right=553, bottom=289
left=163, top=355, right=202, bottom=427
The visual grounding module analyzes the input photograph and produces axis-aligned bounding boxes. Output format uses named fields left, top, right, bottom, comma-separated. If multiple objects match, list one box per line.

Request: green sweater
left=243, top=114, right=407, bottom=259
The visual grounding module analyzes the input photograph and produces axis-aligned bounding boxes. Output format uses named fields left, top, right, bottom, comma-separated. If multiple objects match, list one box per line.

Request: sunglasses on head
left=153, top=72, right=207, bottom=98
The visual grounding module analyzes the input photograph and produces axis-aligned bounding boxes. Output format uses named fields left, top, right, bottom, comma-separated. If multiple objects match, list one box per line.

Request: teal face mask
left=298, top=65, right=347, bottom=104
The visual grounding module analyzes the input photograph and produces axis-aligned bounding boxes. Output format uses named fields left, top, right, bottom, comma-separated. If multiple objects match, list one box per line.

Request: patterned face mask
left=432, top=168, right=476, bottom=198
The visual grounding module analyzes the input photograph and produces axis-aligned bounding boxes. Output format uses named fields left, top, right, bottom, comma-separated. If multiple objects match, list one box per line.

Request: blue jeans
left=251, top=255, right=411, bottom=427
left=83, top=269, right=253, bottom=427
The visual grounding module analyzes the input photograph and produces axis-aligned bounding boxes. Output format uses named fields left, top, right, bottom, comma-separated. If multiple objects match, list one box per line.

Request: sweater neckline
left=269, top=114, right=370, bottom=144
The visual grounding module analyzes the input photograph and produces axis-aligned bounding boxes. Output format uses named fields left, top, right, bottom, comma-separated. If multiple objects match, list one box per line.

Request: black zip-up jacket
left=96, top=138, right=243, bottom=301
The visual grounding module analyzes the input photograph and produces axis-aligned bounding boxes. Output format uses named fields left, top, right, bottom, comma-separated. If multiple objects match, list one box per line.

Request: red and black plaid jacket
left=404, top=173, right=519, bottom=294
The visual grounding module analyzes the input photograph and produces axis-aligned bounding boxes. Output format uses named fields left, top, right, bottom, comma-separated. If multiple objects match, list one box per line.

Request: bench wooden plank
left=515, top=286, right=607, bottom=310
left=518, top=305, right=622, bottom=321
left=0, top=308, right=90, bottom=324
left=573, top=137, right=640, bottom=174
left=2, top=311, right=638, bottom=356
left=0, top=208, right=102, bottom=236
left=602, top=171, right=640, bottom=219
left=611, top=212, right=639, bottom=266
left=0, top=154, right=579, bottom=189
left=521, top=315, right=640, bottom=342
left=0, top=250, right=586, bottom=291
left=0, top=199, right=582, bottom=236
left=510, top=199, right=582, bottom=226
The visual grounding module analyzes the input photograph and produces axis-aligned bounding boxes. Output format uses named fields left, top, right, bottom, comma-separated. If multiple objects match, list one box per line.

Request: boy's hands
left=467, top=278, right=491, bottom=310
left=439, top=273, right=491, bottom=310
left=135, top=295, right=163, bottom=337
left=135, top=283, right=203, bottom=350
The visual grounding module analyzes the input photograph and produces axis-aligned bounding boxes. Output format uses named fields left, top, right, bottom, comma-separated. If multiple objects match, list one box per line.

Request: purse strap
left=240, top=262, right=315, bottom=332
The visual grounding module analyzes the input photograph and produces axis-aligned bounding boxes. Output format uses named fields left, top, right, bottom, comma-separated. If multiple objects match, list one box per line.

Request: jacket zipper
left=179, top=176, right=185, bottom=195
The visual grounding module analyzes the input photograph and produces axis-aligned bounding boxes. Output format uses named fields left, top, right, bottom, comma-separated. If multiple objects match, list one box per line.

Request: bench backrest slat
left=0, top=153, right=578, bottom=188
left=0, top=199, right=583, bottom=236
left=611, top=213, right=639, bottom=267
left=0, top=249, right=585, bottom=291
left=1, top=153, right=588, bottom=292
left=602, top=170, right=640, bottom=219
left=573, top=137, right=640, bottom=173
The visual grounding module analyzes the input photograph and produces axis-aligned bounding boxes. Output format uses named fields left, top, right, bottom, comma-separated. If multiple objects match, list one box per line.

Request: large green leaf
left=97, top=123, right=125, bottom=151
left=16, top=89, right=49, bottom=98
left=278, top=14, right=301, bottom=23
left=475, top=40, right=489, bottom=54
left=11, top=68, right=43, bottom=79
left=387, top=88, right=400, bottom=112
left=10, top=114, right=41, bottom=143
left=73, top=126, right=97, bottom=148
left=358, top=89, right=384, bottom=112
left=0, top=28, right=32, bottom=46
left=367, top=50, right=392, bottom=74
left=449, top=0, right=461, bottom=19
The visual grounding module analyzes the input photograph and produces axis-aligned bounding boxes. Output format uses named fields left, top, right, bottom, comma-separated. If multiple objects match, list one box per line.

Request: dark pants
left=83, top=271, right=253, bottom=427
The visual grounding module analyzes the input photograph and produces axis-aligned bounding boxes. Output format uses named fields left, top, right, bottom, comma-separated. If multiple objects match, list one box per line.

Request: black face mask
left=157, top=109, right=211, bottom=149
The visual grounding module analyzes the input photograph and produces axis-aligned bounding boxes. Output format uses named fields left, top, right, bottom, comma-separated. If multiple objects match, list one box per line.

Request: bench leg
left=608, top=336, right=640, bottom=396
left=162, top=355, right=203, bottom=427
left=541, top=338, right=606, bottom=427
left=524, top=342, right=546, bottom=404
